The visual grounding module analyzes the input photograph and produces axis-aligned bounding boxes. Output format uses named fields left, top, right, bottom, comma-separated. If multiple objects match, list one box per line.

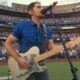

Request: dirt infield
left=0, top=58, right=80, bottom=65
left=0, top=61, right=8, bottom=65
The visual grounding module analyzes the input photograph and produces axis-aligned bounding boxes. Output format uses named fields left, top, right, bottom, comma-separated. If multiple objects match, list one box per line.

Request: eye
left=37, top=6, right=41, bottom=8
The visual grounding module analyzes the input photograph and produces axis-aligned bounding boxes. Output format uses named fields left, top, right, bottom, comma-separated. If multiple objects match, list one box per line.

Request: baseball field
left=0, top=59, right=80, bottom=80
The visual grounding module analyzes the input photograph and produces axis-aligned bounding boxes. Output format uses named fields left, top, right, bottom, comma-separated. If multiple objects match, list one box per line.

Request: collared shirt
left=11, top=19, right=53, bottom=53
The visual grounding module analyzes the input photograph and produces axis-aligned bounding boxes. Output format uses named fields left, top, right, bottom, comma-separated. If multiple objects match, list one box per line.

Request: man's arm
left=4, top=34, right=29, bottom=68
left=4, top=34, right=20, bottom=61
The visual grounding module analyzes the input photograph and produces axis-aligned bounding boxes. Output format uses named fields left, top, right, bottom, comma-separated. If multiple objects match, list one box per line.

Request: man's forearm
left=4, top=42, right=20, bottom=62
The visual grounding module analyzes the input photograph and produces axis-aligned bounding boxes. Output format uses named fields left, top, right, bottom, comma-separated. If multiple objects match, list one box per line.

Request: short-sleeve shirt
left=11, top=19, right=53, bottom=53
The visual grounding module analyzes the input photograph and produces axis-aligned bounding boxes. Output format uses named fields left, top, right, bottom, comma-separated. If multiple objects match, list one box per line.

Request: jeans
left=26, top=69, right=50, bottom=80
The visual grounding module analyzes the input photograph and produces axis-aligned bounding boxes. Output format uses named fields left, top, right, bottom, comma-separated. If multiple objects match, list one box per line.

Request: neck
left=31, top=16, right=41, bottom=27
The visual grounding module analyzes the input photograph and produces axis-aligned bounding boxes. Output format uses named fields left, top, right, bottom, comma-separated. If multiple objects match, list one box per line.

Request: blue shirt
left=11, top=20, right=53, bottom=53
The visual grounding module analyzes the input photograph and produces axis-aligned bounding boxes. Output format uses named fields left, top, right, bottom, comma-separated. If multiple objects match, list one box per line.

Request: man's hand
left=17, top=56, right=30, bottom=69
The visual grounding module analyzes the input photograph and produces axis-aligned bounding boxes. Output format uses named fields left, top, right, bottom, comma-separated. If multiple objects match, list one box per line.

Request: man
left=4, top=2, right=77, bottom=80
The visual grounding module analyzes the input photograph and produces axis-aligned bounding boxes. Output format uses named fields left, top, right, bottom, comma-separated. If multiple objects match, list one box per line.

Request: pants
left=26, top=69, right=50, bottom=80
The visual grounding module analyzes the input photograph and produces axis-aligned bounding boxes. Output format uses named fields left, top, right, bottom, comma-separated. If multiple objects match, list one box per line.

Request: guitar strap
left=40, top=24, right=48, bottom=54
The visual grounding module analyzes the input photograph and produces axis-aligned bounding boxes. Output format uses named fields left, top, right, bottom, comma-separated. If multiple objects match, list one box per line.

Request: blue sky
left=0, top=0, right=80, bottom=6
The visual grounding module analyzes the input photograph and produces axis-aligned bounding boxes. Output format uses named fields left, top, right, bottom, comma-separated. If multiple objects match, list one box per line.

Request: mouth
left=39, top=13, right=45, bottom=18
left=40, top=12, right=45, bottom=16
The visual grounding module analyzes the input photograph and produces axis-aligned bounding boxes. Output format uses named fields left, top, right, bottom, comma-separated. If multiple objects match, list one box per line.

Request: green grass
left=0, top=62, right=80, bottom=80
left=47, top=62, right=80, bottom=80
left=0, top=65, right=9, bottom=77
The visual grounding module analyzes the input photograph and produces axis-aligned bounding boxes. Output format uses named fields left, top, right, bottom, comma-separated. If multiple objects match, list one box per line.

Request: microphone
left=41, top=1, right=57, bottom=14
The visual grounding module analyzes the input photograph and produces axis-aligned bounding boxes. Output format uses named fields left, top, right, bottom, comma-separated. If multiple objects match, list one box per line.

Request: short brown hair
left=28, top=2, right=40, bottom=12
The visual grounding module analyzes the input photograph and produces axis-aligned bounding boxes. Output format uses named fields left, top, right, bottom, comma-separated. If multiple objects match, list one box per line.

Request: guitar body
left=8, top=46, right=46, bottom=80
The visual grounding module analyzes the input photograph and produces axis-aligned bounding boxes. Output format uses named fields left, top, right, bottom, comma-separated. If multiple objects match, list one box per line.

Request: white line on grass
left=0, top=76, right=12, bottom=80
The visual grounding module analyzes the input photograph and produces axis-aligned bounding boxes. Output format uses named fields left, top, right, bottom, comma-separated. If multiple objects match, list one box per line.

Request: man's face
left=30, top=3, right=44, bottom=18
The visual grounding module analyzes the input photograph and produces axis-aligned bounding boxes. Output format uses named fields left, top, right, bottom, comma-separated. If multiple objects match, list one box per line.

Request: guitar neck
left=35, top=37, right=80, bottom=62
left=35, top=45, right=64, bottom=62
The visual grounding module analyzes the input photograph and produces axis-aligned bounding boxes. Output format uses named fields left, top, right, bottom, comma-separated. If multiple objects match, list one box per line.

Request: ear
left=28, top=10, right=33, bottom=15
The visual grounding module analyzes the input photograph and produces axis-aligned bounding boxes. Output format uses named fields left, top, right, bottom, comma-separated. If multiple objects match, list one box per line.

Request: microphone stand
left=50, top=10, right=79, bottom=80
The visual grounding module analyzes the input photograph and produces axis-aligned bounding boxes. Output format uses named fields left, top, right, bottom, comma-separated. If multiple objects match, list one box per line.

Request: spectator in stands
left=0, top=46, right=2, bottom=54
left=76, top=44, right=80, bottom=57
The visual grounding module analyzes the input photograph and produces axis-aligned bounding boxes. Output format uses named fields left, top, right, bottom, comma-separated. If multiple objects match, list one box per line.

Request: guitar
left=8, top=37, right=80, bottom=80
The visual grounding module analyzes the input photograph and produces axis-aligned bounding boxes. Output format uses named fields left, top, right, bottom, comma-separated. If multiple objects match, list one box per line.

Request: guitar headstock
left=74, top=37, right=80, bottom=45
left=66, top=37, right=80, bottom=49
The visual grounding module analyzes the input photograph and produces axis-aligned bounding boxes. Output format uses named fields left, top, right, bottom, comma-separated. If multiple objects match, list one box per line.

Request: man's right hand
left=17, top=56, right=30, bottom=69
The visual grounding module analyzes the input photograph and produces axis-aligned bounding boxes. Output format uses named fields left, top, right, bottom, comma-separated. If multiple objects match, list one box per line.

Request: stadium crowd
left=0, top=3, right=80, bottom=13
left=43, top=17, right=80, bottom=25
left=0, top=4, right=27, bottom=13
left=0, top=14, right=26, bottom=24
left=54, top=7, right=80, bottom=14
